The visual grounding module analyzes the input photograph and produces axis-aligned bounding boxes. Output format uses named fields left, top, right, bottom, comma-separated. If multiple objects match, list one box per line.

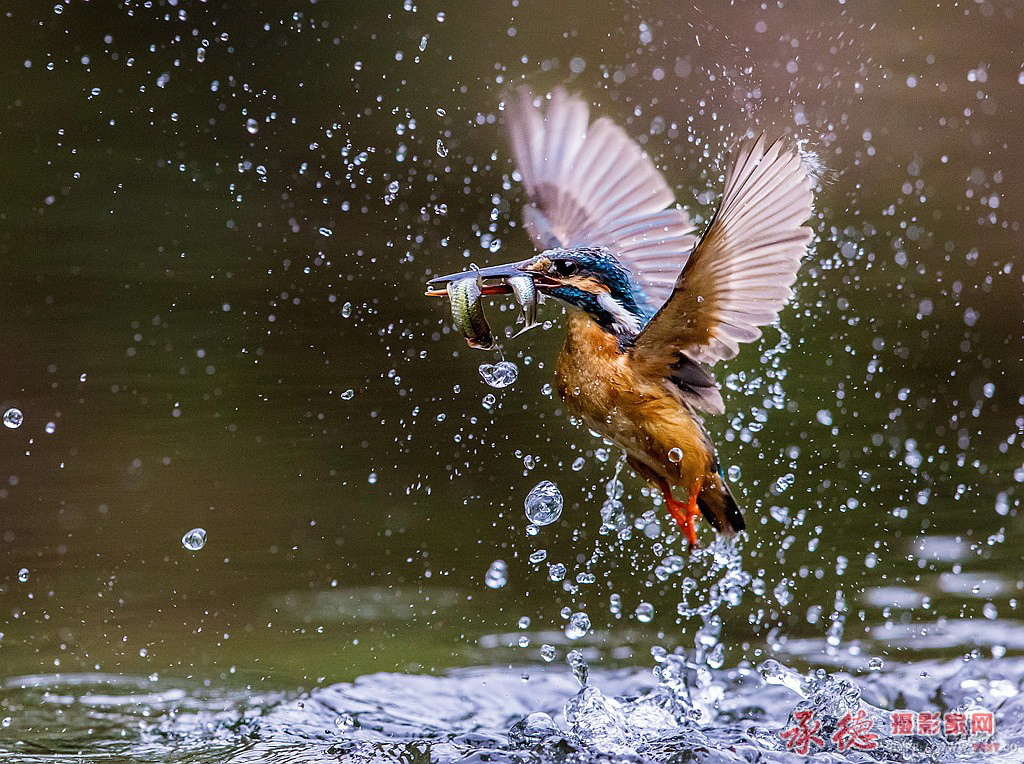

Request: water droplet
left=245, top=117, right=258, bottom=135
left=759, top=659, right=796, bottom=690
left=662, top=555, right=685, bottom=574
left=181, top=527, right=207, bottom=551
left=727, top=464, right=742, bottom=481
left=707, top=642, right=725, bottom=669
left=826, top=618, right=844, bottom=647
left=774, top=579, right=793, bottom=607
left=436, top=139, right=448, bottom=157
left=45, top=421, right=56, bottom=434
left=529, top=549, right=547, bottom=564
left=334, top=712, right=355, bottom=730
left=482, top=393, right=496, bottom=410
left=17, top=568, right=29, bottom=583
left=548, top=563, right=566, bottom=582
left=318, top=226, right=333, bottom=237
left=387, top=180, right=400, bottom=194
left=635, top=602, right=654, bottom=622
left=484, top=559, right=507, bottom=589
left=479, top=361, right=518, bottom=388
left=3, top=409, right=24, bottom=429
left=518, top=616, right=531, bottom=629
left=540, top=644, right=556, bottom=662
left=667, top=447, right=683, bottom=463
left=524, top=480, right=563, bottom=525
left=340, top=389, right=355, bottom=400
left=566, top=648, right=589, bottom=685
left=564, top=612, right=591, bottom=640
left=571, top=457, right=585, bottom=471
left=868, top=657, right=884, bottom=671
left=196, top=47, right=206, bottom=63
left=508, top=711, right=557, bottom=745
left=341, top=302, right=353, bottom=318
left=772, top=473, right=795, bottom=494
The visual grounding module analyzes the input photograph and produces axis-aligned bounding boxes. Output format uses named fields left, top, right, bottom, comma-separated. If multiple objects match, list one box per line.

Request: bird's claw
left=665, top=496, right=701, bottom=550
left=658, top=477, right=703, bottom=550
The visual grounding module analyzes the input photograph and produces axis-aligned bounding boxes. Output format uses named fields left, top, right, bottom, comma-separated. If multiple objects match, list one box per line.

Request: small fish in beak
left=507, top=275, right=539, bottom=337
left=427, top=260, right=545, bottom=349
left=446, top=277, right=494, bottom=349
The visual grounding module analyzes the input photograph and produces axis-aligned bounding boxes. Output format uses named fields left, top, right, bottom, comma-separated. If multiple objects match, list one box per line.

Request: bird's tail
left=697, top=472, right=745, bottom=537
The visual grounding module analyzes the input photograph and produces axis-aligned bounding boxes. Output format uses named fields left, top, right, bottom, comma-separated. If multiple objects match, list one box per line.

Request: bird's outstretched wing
left=504, top=86, right=698, bottom=308
left=630, top=134, right=815, bottom=400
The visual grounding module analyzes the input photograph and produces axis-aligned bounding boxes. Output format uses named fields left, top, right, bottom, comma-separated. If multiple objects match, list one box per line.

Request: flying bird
left=427, top=87, right=815, bottom=547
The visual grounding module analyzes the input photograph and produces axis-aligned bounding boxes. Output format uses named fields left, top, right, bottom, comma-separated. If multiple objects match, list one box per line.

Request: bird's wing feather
left=505, top=86, right=698, bottom=308
left=630, top=134, right=814, bottom=388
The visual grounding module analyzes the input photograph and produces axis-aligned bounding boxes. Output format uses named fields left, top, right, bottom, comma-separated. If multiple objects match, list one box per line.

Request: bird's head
left=426, top=247, right=653, bottom=339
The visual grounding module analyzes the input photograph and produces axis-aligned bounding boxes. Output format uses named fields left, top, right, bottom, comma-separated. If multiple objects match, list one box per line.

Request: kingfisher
left=426, top=87, right=815, bottom=547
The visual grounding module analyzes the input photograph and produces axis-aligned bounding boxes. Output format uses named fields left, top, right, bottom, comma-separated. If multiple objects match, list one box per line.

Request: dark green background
left=0, top=0, right=1021, bottom=689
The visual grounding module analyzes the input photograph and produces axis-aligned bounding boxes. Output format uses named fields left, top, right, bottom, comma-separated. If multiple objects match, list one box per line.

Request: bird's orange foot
left=659, top=478, right=702, bottom=550
left=665, top=497, right=699, bottom=549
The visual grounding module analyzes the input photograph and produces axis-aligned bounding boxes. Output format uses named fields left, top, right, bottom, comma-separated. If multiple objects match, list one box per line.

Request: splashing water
left=181, top=528, right=207, bottom=551
left=479, top=360, right=518, bottom=388
left=2, top=408, right=23, bottom=429
left=525, top=481, right=563, bottom=525
left=21, top=652, right=1019, bottom=763
left=485, top=559, right=508, bottom=589
left=564, top=612, right=591, bottom=640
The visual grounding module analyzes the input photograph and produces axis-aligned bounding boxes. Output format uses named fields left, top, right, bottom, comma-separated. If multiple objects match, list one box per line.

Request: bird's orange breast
left=554, top=312, right=712, bottom=487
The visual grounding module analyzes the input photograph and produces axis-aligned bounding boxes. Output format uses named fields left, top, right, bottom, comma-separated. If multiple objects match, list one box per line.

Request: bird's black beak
left=424, top=260, right=542, bottom=297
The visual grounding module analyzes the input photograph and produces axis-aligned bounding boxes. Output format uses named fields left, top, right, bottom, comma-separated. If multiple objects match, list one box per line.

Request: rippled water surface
left=3, top=653, right=1024, bottom=762
left=0, top=0, right=1021, bottom=762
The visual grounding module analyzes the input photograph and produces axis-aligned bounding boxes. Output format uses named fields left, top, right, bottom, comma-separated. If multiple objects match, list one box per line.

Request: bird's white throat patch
left=597, top=292, right=642, bottom=336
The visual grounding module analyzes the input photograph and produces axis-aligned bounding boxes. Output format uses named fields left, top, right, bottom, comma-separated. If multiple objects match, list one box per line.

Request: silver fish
left=446, top=277, right=494, bottom=350
left=508, top=275, right=539, bottom=337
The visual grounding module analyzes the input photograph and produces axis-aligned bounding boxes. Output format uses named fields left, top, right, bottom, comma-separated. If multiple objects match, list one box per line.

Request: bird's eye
left=553, top=259, right=578, bottom=277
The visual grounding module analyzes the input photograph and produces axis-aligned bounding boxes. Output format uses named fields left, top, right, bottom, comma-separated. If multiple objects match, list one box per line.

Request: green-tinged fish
left=508, top=275, right=539, bottom=337
left=447, top=277, right=494, bottom=349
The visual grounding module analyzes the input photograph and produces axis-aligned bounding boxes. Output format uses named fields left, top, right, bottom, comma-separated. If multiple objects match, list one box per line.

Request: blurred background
left=0, top=0, right=1021, bottom=692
